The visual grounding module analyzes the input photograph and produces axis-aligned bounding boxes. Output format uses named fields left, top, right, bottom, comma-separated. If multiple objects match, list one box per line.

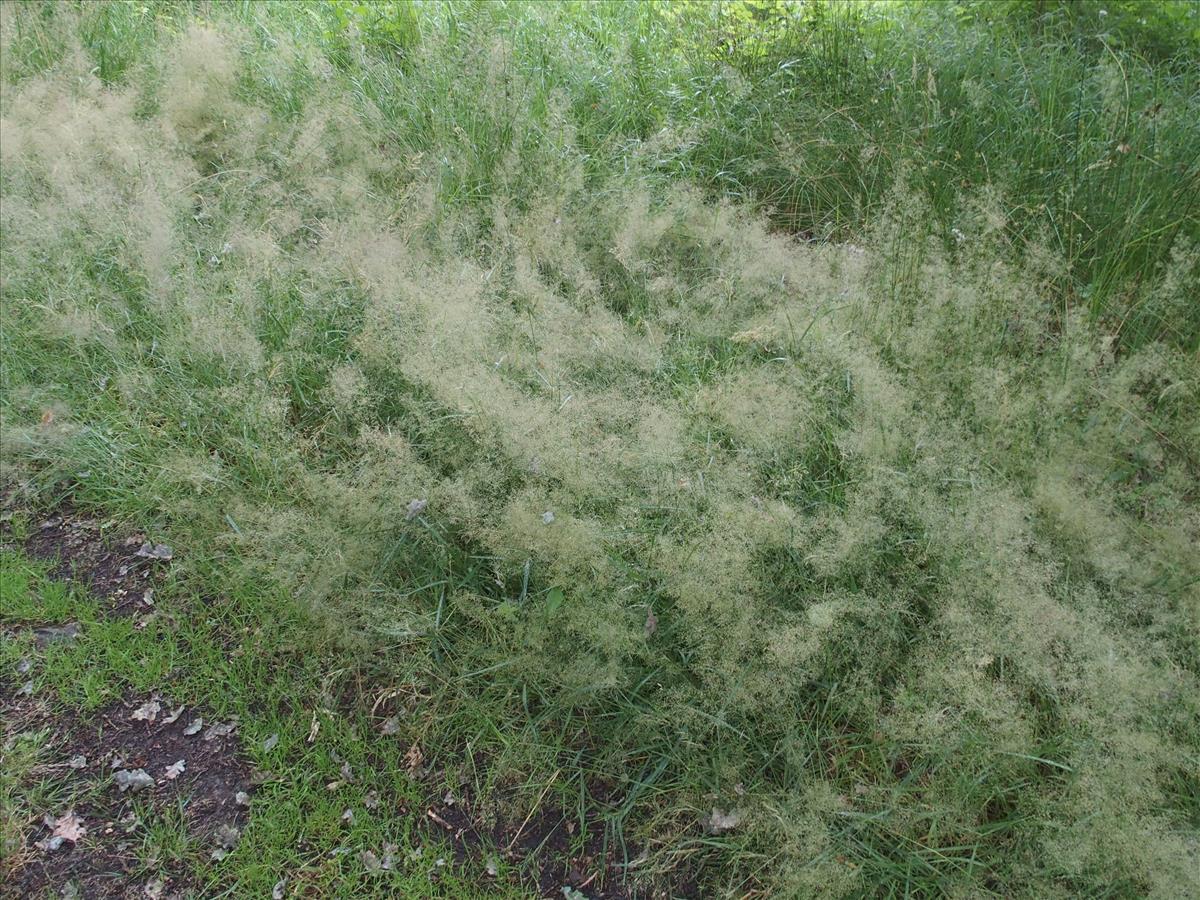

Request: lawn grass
left=1, top=1, right=1198, bottom=897
left=1, top=546, right=518, bottom=898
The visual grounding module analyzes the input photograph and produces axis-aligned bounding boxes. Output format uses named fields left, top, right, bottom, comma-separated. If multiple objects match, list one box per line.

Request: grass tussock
left=2, top=2, right=1198, bottom=896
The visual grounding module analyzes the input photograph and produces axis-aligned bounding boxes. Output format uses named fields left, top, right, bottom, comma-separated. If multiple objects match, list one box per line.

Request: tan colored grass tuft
left=1, top=18, right=1197, bottom=894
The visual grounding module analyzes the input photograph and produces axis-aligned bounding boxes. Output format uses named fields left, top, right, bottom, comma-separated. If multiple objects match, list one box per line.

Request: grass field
left=2, top=1, right=1198, bottom=897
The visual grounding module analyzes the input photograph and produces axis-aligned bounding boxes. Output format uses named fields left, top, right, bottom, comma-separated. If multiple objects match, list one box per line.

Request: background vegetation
left=2, top=1, right=1198, bottom=896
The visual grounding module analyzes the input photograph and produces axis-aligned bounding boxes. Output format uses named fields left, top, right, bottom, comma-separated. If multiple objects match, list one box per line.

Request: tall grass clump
left=2, top=1, right=1198, bottom=896
left=681, top=0, right=1199, bottom=347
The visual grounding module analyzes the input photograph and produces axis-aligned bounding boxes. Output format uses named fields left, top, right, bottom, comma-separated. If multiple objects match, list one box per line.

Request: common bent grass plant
left=1, top=1, right=1198, bottom=896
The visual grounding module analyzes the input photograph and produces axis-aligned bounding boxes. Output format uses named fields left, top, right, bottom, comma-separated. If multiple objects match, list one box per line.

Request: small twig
left=506, top=769, right=560, bottom=852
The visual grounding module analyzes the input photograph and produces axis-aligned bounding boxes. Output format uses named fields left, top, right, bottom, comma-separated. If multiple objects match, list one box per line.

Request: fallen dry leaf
left=262, top=732, right=279, bottom=752
left=163, top=759, right=186, bottom=780
left=135, top=542, right=174, bottom=561
left=36, top=810, right=86, bottom=851
left=271, top=880, right=287, bottom=900
left=162, top=705, right=184, bottom=724
left=203, top=721, right=235, bottom=741
left=211, top=822, right=241, bottom=860
left=131, top=699, right=162, bottom=722
left=34, top=622, right=81, bottom=648
left=705, top=808, right=741, bottom=834
left=403, top=744, right=423, bottom=775
left=114, top=769, right=155, bottom=793
left=183, top=718, right=203, bottom=736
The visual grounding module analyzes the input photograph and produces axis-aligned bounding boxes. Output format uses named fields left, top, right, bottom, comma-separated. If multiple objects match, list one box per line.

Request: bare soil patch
left=2, top=686, right=252, bottom=900
left=20, top=510, right=171, bottom=617
left=418, top=781, right=637, bottom=899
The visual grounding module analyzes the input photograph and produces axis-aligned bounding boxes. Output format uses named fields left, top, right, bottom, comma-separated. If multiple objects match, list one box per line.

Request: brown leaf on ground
left=403, top=744, right=424, bottom=775
left=705, top=808, right=741, bottom=834
left=135, top=542, right=174, bottom=561
left=114, top=769, right=155, bottom=793
left=203, top=721, right=236, bottom=742
left=36, top=810, right=86, bottom=851
left=131, top=699, right=161, bottom=722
